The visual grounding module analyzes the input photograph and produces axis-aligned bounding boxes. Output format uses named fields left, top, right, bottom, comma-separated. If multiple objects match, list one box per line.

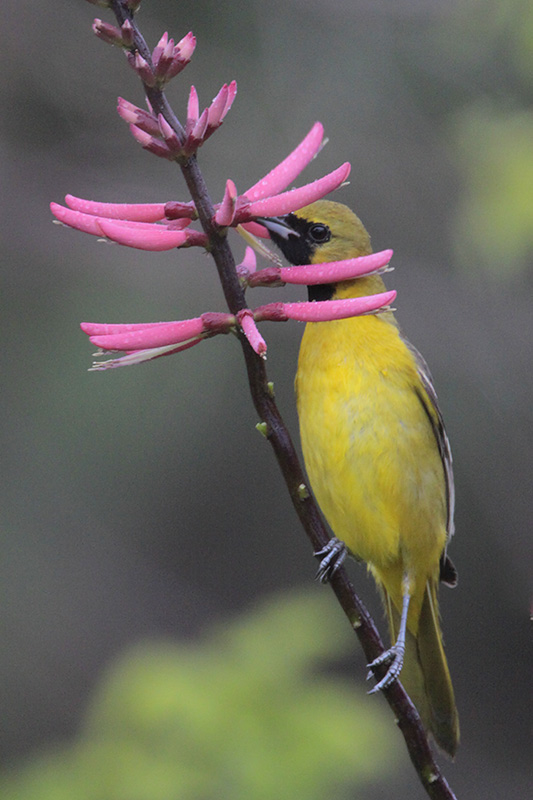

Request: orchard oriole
left=262, top=200, right=459, bottom=757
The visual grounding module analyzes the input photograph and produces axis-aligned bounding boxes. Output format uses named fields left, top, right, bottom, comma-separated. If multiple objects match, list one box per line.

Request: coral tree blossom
left=51, top=121, right=395, bottom=368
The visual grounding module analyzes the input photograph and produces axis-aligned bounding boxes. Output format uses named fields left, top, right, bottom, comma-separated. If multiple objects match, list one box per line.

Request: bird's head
left=259, top=200, right=372, bottom=266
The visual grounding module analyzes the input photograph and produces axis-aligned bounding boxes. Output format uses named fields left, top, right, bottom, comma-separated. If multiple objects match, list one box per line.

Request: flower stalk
left=54, top=5, right=458, bottom=798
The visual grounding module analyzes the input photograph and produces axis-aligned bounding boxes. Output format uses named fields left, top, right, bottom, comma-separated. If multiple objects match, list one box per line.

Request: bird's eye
left=308, top=223, right=331, bottom=244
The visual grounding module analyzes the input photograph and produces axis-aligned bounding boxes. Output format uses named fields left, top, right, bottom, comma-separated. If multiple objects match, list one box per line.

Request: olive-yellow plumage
left=264, top=200, right=459, bottom=757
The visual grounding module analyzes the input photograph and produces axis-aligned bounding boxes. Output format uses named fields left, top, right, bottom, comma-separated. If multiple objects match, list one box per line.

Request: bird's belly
left=296, top=322, right=447, bottom=573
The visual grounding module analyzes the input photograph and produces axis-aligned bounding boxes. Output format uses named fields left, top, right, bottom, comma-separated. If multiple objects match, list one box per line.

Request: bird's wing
left=402, top=337, right=456, bottom=548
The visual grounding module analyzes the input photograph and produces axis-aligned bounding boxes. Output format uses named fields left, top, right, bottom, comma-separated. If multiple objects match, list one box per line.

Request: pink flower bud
left=214, top=180, right=238, bottom=226
left=165, top=32, right=196, bottom=81
left=205, top=81, right=237, bottom=137
left=175, top=32, right=196, bottom=65
left=158, top=114, right=182, bottom=152
left=120, top=19, right=135, bottom=48
left=92, top=19, right=125, bottom=46
left=153, top=36, right=176, bottom=82
left=152, top=32, right=169, bottom=68
left=163, top=37, right=176, bottom=61
left=129, top=124, right=176, bottom=160
left=183, top=108, right=209, bottom=155
left=151, top=31, right=195, bottom=84
left=236, top=247, right=258, bottom=280
left=117, top=97, right=159, bottom=135
left=127, top=52, right=156, bottom=87
left=186, top=85, right=199, bottom=131
left=207, top=84, right=229, bottom=130
left=237, top=310, right=267, bottom=358
left=191, top=107, right=209, bottom=141
left=223, top=81, right=238, bottom=120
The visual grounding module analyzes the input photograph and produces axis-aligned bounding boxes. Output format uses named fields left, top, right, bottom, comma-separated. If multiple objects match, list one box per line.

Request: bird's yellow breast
left=296, top=278, right=447, bottom=583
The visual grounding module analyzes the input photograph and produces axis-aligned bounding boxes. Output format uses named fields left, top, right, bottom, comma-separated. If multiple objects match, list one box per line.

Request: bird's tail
left=385, top=579, right=460, bottom=758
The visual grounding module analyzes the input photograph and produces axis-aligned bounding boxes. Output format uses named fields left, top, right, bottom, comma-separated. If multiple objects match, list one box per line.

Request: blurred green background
left=1, top=0, right=532, bottom=797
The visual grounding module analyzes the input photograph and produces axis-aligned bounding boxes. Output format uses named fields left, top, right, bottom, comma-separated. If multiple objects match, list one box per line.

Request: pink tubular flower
left=253, top=291, right=396, bottom=324
left=245, top=249, right=394, bottom=287
left=245, top=122, right=325, bottom=202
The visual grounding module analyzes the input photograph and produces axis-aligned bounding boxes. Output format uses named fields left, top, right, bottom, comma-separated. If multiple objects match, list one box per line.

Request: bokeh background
left=2, top=0, right=532, bottom=797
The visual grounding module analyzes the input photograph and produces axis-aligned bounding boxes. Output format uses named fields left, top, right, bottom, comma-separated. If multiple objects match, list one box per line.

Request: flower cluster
left=52, top=16, right=396, bottom=369
left=121, top=80, right=237, bottom=160
left=79, top=245, right=395, bottom=369
left=50, top=122, right=349, bottom=249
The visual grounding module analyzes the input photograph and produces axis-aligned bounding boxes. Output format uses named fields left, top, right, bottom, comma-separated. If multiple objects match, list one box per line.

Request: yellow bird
left=262, top=200, right=459, bottom=757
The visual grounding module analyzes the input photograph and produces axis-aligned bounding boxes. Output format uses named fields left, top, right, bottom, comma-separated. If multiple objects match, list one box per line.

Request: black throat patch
left=307, top=284, right=335, bottom=301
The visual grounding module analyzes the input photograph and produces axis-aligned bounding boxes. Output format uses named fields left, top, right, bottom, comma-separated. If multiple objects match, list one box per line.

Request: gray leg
left=367, top=577, right=411, bottom=694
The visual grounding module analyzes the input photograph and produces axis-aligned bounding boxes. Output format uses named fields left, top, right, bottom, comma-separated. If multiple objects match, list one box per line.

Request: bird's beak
left=256, top=216, right=300, bottom=240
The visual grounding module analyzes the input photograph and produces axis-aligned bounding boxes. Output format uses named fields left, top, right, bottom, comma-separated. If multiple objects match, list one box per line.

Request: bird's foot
left=366, top=642, right=405, bottom=694
left=314, top=537, right=348, bottom=583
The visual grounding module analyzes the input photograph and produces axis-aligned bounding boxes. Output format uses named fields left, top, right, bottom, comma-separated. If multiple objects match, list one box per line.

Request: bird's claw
left=314, top=537, right=348, bottom=583
left=366, top=644, right=405, bottom=694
